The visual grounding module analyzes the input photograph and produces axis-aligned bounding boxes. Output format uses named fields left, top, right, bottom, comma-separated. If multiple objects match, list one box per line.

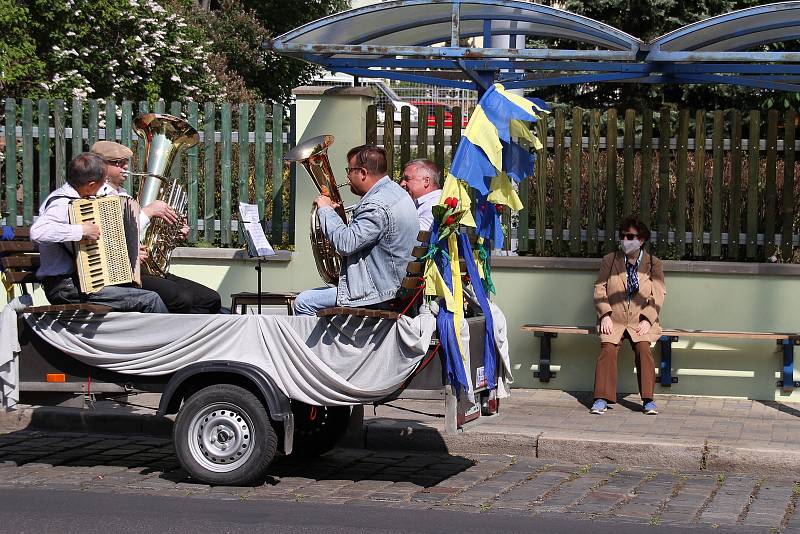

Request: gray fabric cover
left=2, top=310, right=437, bottom=408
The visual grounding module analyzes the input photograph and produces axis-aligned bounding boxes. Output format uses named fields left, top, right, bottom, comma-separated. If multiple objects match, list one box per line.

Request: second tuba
left=133, top=113, right=199, bottom=277
left=284, top=135, right=347, bottom=286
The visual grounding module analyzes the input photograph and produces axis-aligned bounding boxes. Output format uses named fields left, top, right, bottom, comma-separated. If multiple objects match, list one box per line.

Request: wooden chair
left=1, top=226, right=112, bottom=314
left=316, top=230, right=472, bottom=320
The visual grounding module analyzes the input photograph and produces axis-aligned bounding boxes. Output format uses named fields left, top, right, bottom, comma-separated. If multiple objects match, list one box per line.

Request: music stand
left=239, top=203, right=276, bottom=314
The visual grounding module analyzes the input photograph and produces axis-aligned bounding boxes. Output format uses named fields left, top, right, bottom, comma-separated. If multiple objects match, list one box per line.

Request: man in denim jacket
left=293, top=145, right=418, bottom=316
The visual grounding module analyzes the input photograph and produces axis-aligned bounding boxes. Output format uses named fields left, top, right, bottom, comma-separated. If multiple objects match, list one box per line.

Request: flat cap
left=90, top=140, right=133, bottom=161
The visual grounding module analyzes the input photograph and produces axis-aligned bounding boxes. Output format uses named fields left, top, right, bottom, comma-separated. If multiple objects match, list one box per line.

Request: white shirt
left=414, top=189, right=442, bottom=231
left=98, top=183, right=149, bottom=238
left=30, top=184, right=84, bottom=278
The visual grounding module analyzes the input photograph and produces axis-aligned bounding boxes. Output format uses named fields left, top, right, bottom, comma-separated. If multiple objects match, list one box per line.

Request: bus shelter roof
left=267, top=0, right=800, bottom=92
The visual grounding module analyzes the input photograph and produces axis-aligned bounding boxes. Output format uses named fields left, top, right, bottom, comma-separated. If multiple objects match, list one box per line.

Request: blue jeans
left=43, top=277, right=168, bottom=313
left=293, top=286, right=337, bottom=316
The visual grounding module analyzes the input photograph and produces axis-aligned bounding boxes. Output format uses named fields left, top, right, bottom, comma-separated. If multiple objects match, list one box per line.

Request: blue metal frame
left=268, top=1, right=800, bottom=93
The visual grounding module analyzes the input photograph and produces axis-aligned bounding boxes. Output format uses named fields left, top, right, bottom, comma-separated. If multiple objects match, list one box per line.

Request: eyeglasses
left=109, top=159, right=128, bottom=168
left=345, top=166, right=365, bottom=175
left=399, top=174, right=426, bottom=183
left=621, top=233, right=639, bottom=240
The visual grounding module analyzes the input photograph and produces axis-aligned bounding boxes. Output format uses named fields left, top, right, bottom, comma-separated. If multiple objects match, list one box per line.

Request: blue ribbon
left=459, top=234, right=497, bottom=390
left=430, top=223, right=470, bottom=398
left=1, top=226, right=14, bottom=241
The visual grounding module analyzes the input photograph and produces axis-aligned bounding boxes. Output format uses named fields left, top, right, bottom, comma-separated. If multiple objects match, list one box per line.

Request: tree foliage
left=2, top=0, right=222, bottom=102
left=185, top=0, right=350, bottom=104
left=0, top=0, right=350, bottom=104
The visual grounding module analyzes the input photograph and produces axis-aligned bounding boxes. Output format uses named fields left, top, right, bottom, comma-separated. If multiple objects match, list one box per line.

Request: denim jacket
left=318, top=176, right=418, bottom=307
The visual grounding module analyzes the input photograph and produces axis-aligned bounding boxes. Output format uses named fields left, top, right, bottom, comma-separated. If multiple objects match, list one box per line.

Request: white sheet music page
left=239, top=202, right=276, bottom=257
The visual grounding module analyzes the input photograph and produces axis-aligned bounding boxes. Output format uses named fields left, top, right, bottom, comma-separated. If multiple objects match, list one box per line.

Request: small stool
left=230, top=292, right=298, bottom=315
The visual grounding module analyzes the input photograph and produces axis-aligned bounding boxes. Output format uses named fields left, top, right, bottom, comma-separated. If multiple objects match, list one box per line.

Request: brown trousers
left=593, top=334, right=655, bottom=402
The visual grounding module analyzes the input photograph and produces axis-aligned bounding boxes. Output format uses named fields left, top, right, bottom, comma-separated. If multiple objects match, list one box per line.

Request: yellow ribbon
left=448, top=232, right=466, bottom=362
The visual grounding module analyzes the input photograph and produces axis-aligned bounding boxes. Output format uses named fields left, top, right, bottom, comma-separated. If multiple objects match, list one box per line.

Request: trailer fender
left=158, top=361, right=295, bottom=454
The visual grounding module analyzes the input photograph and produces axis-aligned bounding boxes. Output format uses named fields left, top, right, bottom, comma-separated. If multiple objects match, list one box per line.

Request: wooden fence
left=1, top=98, right=296, bottom=248
left=370, top=105, right=800, bottom=263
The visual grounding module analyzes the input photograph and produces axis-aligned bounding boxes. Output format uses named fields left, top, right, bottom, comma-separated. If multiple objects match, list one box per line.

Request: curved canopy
left=650, top=2, right=800, bottom=56
left=275, top=0, right=641, bottom=54
left=267, top=0, right=800, bottom=92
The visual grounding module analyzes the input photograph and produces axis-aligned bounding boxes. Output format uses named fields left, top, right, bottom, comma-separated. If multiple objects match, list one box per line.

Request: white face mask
left=621, top=239, right=642, bottom=255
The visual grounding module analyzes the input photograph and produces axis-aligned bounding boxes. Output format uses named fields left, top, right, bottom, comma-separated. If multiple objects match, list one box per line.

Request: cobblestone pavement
left=0, top=429, right=798, bottom=532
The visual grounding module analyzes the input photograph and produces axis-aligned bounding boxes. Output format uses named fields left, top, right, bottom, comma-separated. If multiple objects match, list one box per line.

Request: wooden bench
left=1, top=225, right=112, bottom=315
left=521, top=324, right=800, bottom=392
left=316, top=229, right=470, bottom=320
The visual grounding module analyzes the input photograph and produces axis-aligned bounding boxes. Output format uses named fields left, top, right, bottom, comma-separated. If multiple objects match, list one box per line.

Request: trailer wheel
left=174, top=384, right=276, bottom=486
left=290, top=403, right=351, bottom=458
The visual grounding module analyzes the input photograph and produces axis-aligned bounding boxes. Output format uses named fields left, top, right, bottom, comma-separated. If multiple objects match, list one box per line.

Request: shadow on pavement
left=0, top=427, right=473, bottom=489
left=756, top=399, right=800, bottom=418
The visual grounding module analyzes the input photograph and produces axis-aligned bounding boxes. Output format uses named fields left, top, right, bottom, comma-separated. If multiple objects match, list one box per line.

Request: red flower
left=448, top=197, right=459, bottom=209
left=445, top=215, right=455, bottom=226
left=495, top=204, right=504, bottom=214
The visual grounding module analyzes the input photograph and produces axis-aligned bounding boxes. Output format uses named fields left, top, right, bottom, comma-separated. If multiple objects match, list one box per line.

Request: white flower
left=170, top=74, right=181, bottom=82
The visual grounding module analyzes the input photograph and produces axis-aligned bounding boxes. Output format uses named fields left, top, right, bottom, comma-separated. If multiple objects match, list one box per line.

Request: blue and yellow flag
left=449, top=83, right=548, bottom=239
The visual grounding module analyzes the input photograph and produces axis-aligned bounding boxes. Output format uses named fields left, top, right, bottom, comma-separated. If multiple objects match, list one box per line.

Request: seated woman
left=591, top=216, right=666, bottom=416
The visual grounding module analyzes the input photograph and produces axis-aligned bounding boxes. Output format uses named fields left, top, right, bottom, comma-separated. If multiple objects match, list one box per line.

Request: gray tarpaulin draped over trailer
left=267, top=0, right=800, bottom=92
left=0, top=302, right=512, bottom=411
left=1, top=308, right=436, bottom=409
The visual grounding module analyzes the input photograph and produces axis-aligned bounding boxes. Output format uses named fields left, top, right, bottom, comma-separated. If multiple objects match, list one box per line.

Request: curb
left=4, top=407, right=800, bottom=475
left=2, top=406, right=173, bottom=437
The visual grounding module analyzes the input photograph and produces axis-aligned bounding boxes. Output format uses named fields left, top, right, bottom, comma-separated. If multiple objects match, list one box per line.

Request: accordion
left=68, top=196, right=142, bottom=294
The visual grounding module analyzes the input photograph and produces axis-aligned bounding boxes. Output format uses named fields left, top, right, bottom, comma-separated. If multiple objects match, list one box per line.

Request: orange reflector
left=46, top=374, right=66, bottom=383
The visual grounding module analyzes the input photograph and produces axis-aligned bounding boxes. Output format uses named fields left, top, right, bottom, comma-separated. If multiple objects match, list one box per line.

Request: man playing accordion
left=30, top=152, right=167, bottom=312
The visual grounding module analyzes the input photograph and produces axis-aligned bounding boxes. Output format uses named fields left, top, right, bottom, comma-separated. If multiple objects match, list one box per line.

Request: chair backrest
left=0, top=226, right=39, bottom=296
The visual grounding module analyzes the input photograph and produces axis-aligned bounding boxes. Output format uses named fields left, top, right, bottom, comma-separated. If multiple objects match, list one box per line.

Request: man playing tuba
left=293, top=145, right=418, bottom=316
left=92, top=141, right=221, bottom=314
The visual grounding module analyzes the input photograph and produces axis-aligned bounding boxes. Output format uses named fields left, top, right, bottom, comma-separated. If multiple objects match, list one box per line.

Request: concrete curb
left=4, top=407, right=800, bottom=475
left=2, top=406, right=173, bottom=437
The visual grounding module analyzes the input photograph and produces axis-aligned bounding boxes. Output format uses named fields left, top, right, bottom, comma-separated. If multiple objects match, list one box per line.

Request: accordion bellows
left=68, top=196, right=141, bottom=294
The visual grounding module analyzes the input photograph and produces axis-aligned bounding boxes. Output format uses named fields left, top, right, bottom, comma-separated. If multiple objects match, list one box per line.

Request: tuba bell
left=132, top=113, right=199, bottom=277
left=284, top=135, right=347, bottom=286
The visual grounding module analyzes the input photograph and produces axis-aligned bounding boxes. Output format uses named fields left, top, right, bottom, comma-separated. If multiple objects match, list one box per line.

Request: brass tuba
left=132, top=113, right=199, bottom=277
left=284, top=135, right=347, bottom=286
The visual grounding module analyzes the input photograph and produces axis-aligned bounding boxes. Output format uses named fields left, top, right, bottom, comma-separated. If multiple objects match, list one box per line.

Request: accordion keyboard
left=68, top=196, right=134, bottom=294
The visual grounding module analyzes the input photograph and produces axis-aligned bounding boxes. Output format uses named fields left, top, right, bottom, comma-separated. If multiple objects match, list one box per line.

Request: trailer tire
left=290, top=403, right=351, bottom=458
left=174, top=384, right=276, bottom=486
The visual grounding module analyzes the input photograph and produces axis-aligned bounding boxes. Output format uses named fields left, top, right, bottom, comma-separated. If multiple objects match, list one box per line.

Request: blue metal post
left=658, top=335, right=674, bottom=387
left=781, top=338, right=797, bottom=392
left=534, top=332, right=555, bottom=382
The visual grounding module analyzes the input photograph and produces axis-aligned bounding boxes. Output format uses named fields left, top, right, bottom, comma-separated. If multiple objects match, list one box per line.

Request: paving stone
left=741, top=479, right=795, bottom=528
left=699, top=476, right=756, bottom=524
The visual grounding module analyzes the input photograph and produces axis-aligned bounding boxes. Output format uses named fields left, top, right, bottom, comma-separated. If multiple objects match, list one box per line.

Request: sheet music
left=239, top=202, right=276, bottom=257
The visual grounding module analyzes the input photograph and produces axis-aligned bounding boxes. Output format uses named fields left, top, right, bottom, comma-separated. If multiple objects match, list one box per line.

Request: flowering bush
left=7, top=0, right=221, bottom=102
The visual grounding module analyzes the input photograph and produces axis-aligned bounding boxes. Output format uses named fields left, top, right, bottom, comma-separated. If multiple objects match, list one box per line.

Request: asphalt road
left=0, top=488, right=757, bottom=534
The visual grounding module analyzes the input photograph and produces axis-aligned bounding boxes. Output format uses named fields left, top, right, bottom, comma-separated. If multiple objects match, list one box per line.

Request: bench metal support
left=778, top=337, right=800, bottom=392
left=658, top=335, right=679, bottom=387
left=534, top=332, right=556, bottom=382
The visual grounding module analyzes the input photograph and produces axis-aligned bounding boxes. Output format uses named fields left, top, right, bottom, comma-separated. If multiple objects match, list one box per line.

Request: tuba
left=284, top=135, right=347, bottom=286
left=132, top=113, right=199, bottom=277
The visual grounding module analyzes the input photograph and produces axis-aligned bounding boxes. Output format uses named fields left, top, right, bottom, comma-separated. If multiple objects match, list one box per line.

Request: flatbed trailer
left=13, top=313, right=492, bottom=486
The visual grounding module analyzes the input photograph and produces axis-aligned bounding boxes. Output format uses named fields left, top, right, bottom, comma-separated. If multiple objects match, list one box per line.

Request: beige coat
left=594, top=250, right=666, bottom=344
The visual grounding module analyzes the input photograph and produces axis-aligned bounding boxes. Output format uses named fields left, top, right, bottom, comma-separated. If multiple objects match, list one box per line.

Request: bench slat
left=411, top=246, right=428, bottom=259
left=3, top=272, right=38, bottom=284
left=0, top=241, right=37, bottom=253
left=317, top=306, right=399, bottom=320
left=23, top=303, right=113, bottom=314
left=0, top=255, right=40, bottom=268
left=521, top=324, right=798, bottom=340
left=1, top=226, right=31, bottom=238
